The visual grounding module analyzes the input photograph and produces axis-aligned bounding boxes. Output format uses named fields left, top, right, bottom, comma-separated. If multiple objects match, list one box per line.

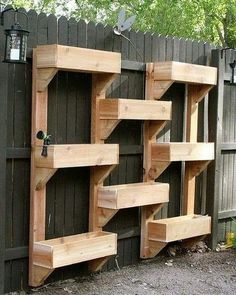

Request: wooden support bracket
left=35, top=168, right=57, bottom=190
left=89, top=256, right=111, bottom=272
left=153, top=81, right=173, bottom=100
left=186, top=160, right=211, bottom=179
left=100, top=119, right=121, bottom=140
left=148, top=120, right=167, bottom=140
left=92, top=73, right=117, bottom=97
left=140, top=203, right=165, bottom=258
left=188, top=84, right=213, bottom=104
left=149, top=161, right=170, bottom=180
left=148, top=240, right=168, bottom=258
left=36, top=68, right=58, bottom=92
left=183, top=161, right=211, bottom=215
left=97, top=207, right=118, bottom=227
left=29, top=265, right=54, bottom=287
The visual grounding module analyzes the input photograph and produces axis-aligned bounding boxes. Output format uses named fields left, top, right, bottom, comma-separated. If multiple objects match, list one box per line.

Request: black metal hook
left=36, top=131, right=51, bottom=157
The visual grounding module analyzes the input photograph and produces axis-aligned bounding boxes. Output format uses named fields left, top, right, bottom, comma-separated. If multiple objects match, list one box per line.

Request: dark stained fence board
left=207, top=49, right=224, bottom=249
left=0, top=37, right=8, bottom=295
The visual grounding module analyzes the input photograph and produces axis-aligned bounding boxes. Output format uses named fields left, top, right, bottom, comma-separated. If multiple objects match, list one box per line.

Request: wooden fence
left=0, top=8, right=235, bottom=293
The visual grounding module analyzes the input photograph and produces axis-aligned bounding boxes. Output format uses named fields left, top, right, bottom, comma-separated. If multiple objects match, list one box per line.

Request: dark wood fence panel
left=0, top=9, right=220, bottom=293
left=216, top=49, right=236, bottom=241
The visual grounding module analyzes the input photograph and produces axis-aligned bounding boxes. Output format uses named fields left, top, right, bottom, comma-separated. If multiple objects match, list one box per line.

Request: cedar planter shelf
left=98, top=182, right=169, bottom=209
left=35, top=144, right=119, bottom=168
left=99, top=99, right=172, bottom=120
left=36, top=44, right=121, bottom=74
left=152, top=143, right=214, bottom=162
left=148, top=214, right=211, bottom=243
left=153, top=61, right=217, bottom=85
left=33, top=231, right=117, bottom=269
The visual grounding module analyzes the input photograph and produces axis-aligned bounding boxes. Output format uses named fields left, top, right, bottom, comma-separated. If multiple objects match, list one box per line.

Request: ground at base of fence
left=8, top=249, right=236, bottom=295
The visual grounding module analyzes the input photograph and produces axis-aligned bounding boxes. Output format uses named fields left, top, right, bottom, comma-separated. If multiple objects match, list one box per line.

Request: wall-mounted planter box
left=35, top=144, right=119, bottom=168
left=98, top=182, right=169, bottom=209
left=99, top=99, right=172, bottom=121
left=33, top=231, right=117, bottom=269
left=36, top=44, right=121, bottom=74
left=153, top=61, right=217, bottom=85
left=148, top=214, right=211, bottom=243
left=152, top=142, right=214, bottom=162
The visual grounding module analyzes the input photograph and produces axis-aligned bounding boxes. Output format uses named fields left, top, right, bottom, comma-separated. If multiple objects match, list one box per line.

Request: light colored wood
left=100, top=119, right=121, bottom=140
left=29, top=49, right=49, bottom=286
left=99, top=99, right=172, bottom=120
left=186, top=160, right=211, bottom=178
left=153, top=81, right=173, bottom=100
left=37, top=68, right=58, bottom=92
left=30, top=265, right=54, bottom=287
left=35, top=144, right=119, bottom=168
left=151, top=142, right=215, bottom=162
left=97, top=208, right=119, bottom=227
left=148, top=120, right=168, bottom=140
left=145, top=63, right=155, bottom=99
left=148, top=240, right=167, bottom=258
left=188, top=84, right=214, bottom=104
left=33, top=231, right=117, bottom=269
left=148, top=215, right=211, bottom=243
left=35, top=168, right=57, bottom=190
left=153, top=61, right=217, bottom=85
left=183, top=160, right=211, bottom=215
left=140, top=203, right=164, bottom=258
left=141, top=63, right=172, bottom=259
left=98, top=182, right=169, bottom=209
left=89, top=256, right=111, bottom=272
left=149, top=161, right=170, bottom=180
left=186, top=85, right=199, bottom=143
left=36, top=44, right=121, bottom=74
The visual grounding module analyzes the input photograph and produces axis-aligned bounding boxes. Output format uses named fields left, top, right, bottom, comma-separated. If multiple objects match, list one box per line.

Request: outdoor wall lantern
left=0, top=8, right=29, bottom=63
left=229, top=60, right=236, bottom=85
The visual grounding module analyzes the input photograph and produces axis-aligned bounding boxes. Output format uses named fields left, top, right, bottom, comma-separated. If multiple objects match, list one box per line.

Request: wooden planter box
left=152, top=142, right=214, bottom=162
left=98, top=182, right=169, bottom=209
left=148, top=214, right=211, bottom=242
left=35, top=144, right=119, bottom=168
left=33, top=231, right=117, bottom=269
left=36, top=44, right=121, bottom=74
left=99, top=99, right=172, bottom=120
left=153, top=61, right=217, bottom=85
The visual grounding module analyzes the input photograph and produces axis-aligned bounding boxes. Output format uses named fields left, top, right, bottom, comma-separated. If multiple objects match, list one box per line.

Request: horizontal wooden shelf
left=33, top=231, right=117, bottom=269
left=36, top=44, right=121, bottom=74
left=153, top=61, right=217, bottom=85
left=148, top=214, right=211, bottom=243
left=152, top=142, right=214, bottom=162
left=35, top=144, right=119, bottom=168
left=99, top=99, right=172, bottom=120
left=98, top=182, right=169, bottom=209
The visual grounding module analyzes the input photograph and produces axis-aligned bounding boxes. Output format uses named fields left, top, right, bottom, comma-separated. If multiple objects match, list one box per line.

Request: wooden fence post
left=206, top=49, right=224, bottom=249
left=0, top=56, right=8, bottom=295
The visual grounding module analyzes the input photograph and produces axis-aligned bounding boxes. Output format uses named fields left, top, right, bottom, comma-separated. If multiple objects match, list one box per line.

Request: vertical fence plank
left=207, top=49, right=223, bottom=249
left=0, top=23, right=8, bottom=295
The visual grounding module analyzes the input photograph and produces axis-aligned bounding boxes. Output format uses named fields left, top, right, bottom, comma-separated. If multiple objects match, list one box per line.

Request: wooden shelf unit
left=141, top=62, right=217, bottom=259
left=35, top=144, right=119, bottom=168
left=149, top=61, right=217, bottom=100
left=30, top=45, right=121, bottom=287
left=98, top=182, right=169, bottom=210
left=33, top=231, right=117, bottom=269
left=148, top=215, right=211, bottom=243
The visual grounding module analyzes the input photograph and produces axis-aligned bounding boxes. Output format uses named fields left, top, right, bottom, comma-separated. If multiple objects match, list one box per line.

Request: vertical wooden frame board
left=29, top=49, right=49, bottom=285
left=206, top=49, right=223, bottom=249
left=0, top=54, right=8, bottom=295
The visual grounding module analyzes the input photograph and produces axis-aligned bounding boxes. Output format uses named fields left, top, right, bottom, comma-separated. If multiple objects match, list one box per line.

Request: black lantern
left=229, top=60, right=236, bottom=85
left=0, top=8, right=29, bottom=64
